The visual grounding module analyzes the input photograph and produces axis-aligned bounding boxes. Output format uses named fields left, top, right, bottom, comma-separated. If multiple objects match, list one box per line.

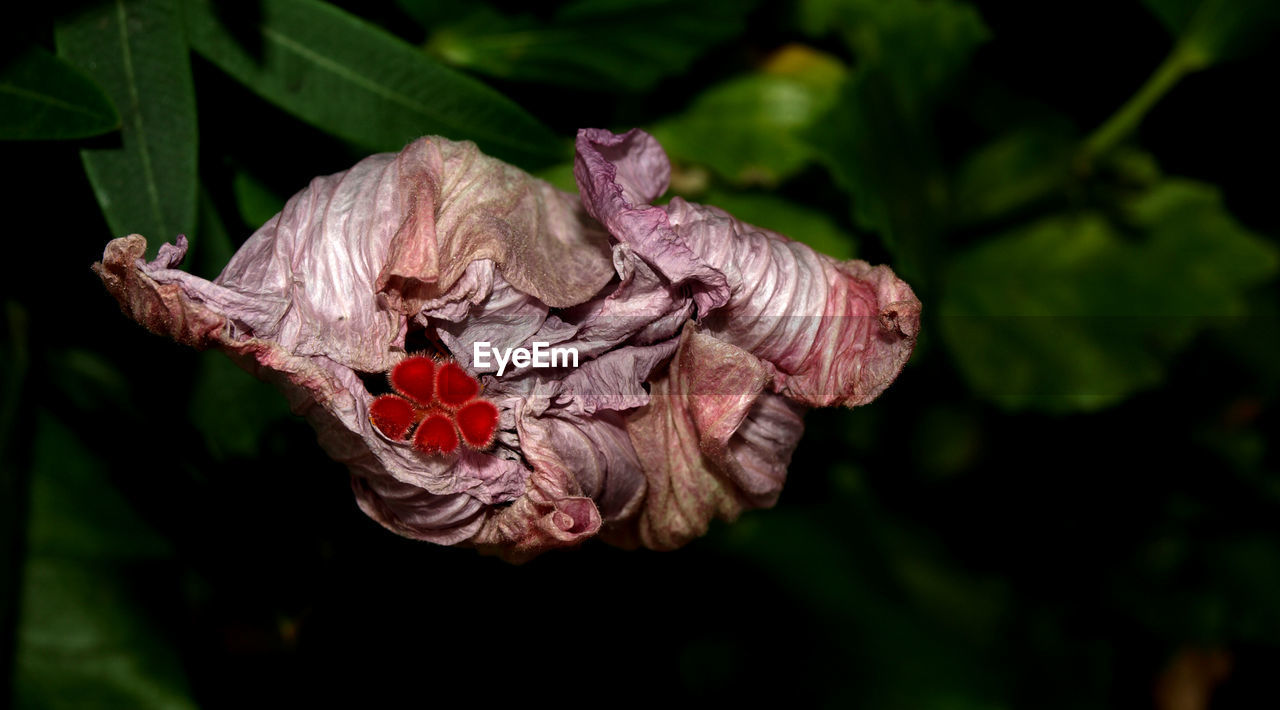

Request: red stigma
left=435, top=361, right=480, bottom=409
left=389, top=355, right=435, bottom=406
left=456, top=400, right=500, bottom=448
left=414, top=413, right=459, bottom=455
left=369, top=394, right=419, bottom=440
left=368, top=355, right=499, bottom=457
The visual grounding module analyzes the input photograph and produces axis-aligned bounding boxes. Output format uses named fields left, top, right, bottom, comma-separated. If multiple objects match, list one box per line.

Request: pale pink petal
left=375, top=137, right=615, bottom=312
left=665, top=198, right=921, bottom=407
left=575, top=128, right=730, bottom=313
left=574, top=128, right=920, bottom=408
left=611, top=324, right=803, bottom=550
left=352, top=474, right=486, bottom=545
left=472, top=399, right=606, bottom=562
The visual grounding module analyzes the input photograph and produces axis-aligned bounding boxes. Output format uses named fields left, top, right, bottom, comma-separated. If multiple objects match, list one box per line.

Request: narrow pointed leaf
left=0, top=44, right=120, bottom=140
left=184, top=0, right=562, bottom=168
left=56, top=0, right=198, bottom=243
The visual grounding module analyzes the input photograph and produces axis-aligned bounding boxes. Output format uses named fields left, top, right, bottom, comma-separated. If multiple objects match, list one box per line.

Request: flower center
left=368, top=356, right=498, bottom=455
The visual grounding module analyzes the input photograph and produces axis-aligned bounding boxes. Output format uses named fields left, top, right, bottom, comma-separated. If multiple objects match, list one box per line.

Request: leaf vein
left=115, top=0, right=167, bottom=237
left=0, top=84, right=114, bottom=121
left=261, top=26, right=495, bottom=144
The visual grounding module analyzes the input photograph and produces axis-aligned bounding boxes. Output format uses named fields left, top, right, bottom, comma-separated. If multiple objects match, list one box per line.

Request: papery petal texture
left=575, top=128, right=921, bottom=407
left=96, top=128, right=920, bottom=560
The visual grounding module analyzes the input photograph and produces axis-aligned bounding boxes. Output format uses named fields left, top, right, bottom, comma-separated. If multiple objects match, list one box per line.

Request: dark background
left=3, top=0, right=1278, bottom=707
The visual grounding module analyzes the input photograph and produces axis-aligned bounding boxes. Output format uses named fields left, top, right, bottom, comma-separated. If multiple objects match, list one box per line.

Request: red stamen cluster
left=368, top=356, right=499, bottom=456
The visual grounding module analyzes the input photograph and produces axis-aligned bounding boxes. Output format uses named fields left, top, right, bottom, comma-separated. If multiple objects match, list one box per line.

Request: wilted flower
left=95, top=128, right=920, bottom=561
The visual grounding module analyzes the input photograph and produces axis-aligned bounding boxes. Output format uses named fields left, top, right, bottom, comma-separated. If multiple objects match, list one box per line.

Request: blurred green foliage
left=3, top=0, right=1279, bottom=707
left=229, top=172, right=285, bottom=234
left=418, top=0, right=762, bottom=92
left=806, top=0, right=988, bottom=289
left=951, top=124, right=1075, bottom=226
left=14, top=413, right=194, bottom=708
left=1142, top=0, right=1280, bottom=65
left=652, top=45, right=846, bottom=186
left=942, top=180, right=1278, bottom=411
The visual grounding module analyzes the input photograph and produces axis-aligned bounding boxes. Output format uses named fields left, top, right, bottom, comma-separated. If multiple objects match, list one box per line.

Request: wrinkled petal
left=472, top=398, right=607, bottom=563
left=97, top=127, right=919, bottom=561
left=575, top=128, right=730, bottom=314
left=215, top=152, right=402, bottom=373
left=216, top=137, right=614, bottom=374
left=423, top=260, right=550, bottom=371
left=610, top=324, right=804, bottom=550
left=352, top=474, right=486, bottom=546
left=575, top=129, right=921, bottom=409
left=376, top=137, right=615, bottom=312
left=666, top=198, right=921, bottom=407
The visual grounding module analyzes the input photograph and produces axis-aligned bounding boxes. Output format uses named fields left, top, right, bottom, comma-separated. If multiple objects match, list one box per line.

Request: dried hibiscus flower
left=94, top=128, right=920, bottom=561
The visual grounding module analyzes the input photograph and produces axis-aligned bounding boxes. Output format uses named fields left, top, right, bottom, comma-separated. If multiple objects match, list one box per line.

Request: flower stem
left=1080, top=43, right=1206, bottom=167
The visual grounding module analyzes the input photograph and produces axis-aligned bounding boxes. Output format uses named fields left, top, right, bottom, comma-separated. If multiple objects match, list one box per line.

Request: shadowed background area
left=2, top=0, right=1279, bottom=707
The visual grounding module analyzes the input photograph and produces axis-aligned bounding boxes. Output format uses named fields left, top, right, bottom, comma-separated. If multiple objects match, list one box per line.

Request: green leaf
left=651, top=46, right=846, bottom=186
left=534, top=162, right=579, bottom=193
left=14, top=558, right=198, bottom=710
left=1142, top=0, right=1280, bottom=65
left=425, top=0, right=761, bottom=92
left=803, top=0, right=988, bottom=284
left=1128, top=181, right=1280, bottom=301
left=46, top=348, right=138, bottom=419
left=23, top=413, right=172, bottom=562
left=184, top=0, right=562, bottom=168
left=189, top=351, right=294, bottom=461
left=13, top=411, right=196, bottom=708
left=0, top=44, right=120, bottom=140
left=952, top=125, right=1076, bottom=226
left=231, top=170, right=286, bottom=230
left=940, top=180, right=1279, bottom=412
left=56, top=0, right=198, bottom=243
left=699, top=190, right=857, bottom=260
left=193, top=188, right=238, bottom=280
left=799, top=0, right=988, bottom=106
